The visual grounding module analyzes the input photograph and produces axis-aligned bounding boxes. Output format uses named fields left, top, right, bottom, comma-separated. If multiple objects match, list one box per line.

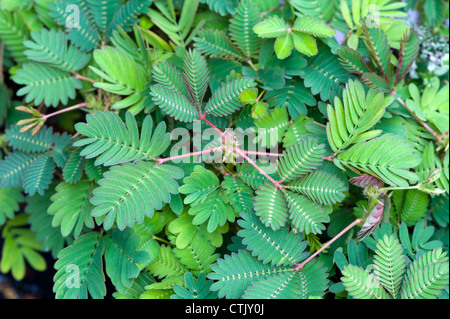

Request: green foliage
left=336, top=134, right=421, bottom=187
left=13, top=62, right=82, bottom=107
left=53, top=232, right=106, bottom=299
left=341, top=235, right=449, bottom=299
left=89, top=47, right=150, bottom=114
left=326, top=79, right=394, bottom=153
left=74, top=111, right=171, bottom=166
left=23, top=28, right=91, bottom=72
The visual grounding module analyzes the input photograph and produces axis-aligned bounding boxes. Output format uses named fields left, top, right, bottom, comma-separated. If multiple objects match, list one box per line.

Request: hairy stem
left=43, top=102, right=88, bottom=120
left=294, top=218, right=365, bottom=271
left=74, top=73, right=96, bottom=84
left=396, top=97, right=442, bottom=141
left=199, top=113, right=225, bottom=137
left=200, top=113, right=283, bottom=189
left=156, top=147, right=218, bottom=165
left=234, top=147, right=284, bottom=190
left=242, top=150, right=284, bottom=157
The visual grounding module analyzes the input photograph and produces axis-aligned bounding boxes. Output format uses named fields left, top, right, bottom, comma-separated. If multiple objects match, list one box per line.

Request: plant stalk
left=396, top=97, right=442, bottom=141
left=234, top=147, right=284, bottom=189
left=200, top=113, right=226, bottom=137
left=294, top=217, right=366, bottom=271
left=74, top=73, right=97, bottom=84
left=241, top=150, right=284, bottom=157
left=156, top=147, right=218, bottom=164
left=43, top=102, right=88, bottom=120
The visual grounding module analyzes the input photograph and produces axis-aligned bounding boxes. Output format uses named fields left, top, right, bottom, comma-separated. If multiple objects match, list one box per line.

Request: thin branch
left=235, top=147, right=284, bottom=190
left=241, top=150, right=284, bottom=157
left=199, top=113, right=225, bottom=137
left=396, top=97, right=442, bottom=141
left=156, top=147, right=219, bottom=165
left=43, top=102, right=88, bottom=120
left=0, top=41, right=4, bottom=81
left=294, top=218, right=365, bottom=272
left=74, top=73, right=96, bottom=84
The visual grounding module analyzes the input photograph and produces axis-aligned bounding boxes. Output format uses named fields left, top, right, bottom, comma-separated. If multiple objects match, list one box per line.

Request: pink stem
left=396, top=97, right=442, bottom=141
left=200, top=113, right=225, bottom=137
left=75, top=73, right=96, bottom=84
left=234, top=147, right=284, bottom=190
left=157, top=147, right=218, bottom=165
left=43, top=102, right=88, bottom=120
left=242, top=150, right=284, bottom=157
left=294, top=218, right=365, bottom=272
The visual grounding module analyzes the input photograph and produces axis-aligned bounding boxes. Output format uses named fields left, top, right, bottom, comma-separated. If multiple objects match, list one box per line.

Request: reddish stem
left=199, top=112, right=283, bottom=189
left=43, top=102, right=88, bottom=120
left=235, top=147, right=284, bottom=190
left=199, top=113, right=225, bottom=137
left=156, top=147, right=218, bottom=165
left=396, top=97, right=442, bottom=141
left=242, top=150, right=284, bottom=157
left=294, top=218, right=366, bottom=272
left=75, top=73, right=96, bottom=84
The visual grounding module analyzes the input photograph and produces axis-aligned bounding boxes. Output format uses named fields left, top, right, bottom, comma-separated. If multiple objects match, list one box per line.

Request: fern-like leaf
left=208, top=249, right=290, bottom=299
left=283, top=191, right=329, bottom=235
left=0, top=152, right=42, bottom=189
left=237, top=212, right=309, bottom=266
left=187, top=189, right=235, bottom=233
left=53, top=232, right=106, bottom=299
left=337, top=47, right=371, bottom=75
left=400, top=248, right=449, bottom=299
left=277, top=137, right=326, bottom=183
left=300, top=43, right=349, bottom=102
left=400, top=189, right=430, bottom=226
left=173, top=232, right=219, bottom=275
left=253, top=15, right=288, bottom=38
left=0, top=11, right=30, bottom=64
left=229, top=0, right=262, bottom=58
left=104, top=228, right=151, bottom=294
left=242, top=271, right=301, bottom=299
left=326, top=79, right=394, bottom=152
left=89, top=46, right=149, bottom=114
left=341, top=264, right=389, bottom=299
left=337, top=134, right=421, bottom=187
left=150, top=84, right=200, bottom=122
left=254, top=181, right=289, bottom=231
left=179, top=165, right=220, bottom=205
left=184, top=49, right=210, bottom=110
left=106, top=0, right=153, bottom=37
left=74, top=111, right=171, bottom=166
left=0, top=187, right=24, bottom=226
left=205, top=77, right=256, bottom=117
left=22, top=154, right=55, bottom=196
left=90, top=162, right=183, bottom=230
left=222, top=176, right=254, bottom=214
left=147, top=244, right=188, bottom=279
left=48, top=179, right=94, bottom=238
left=193, top=29, right=243, bottom=59
left=373, top=235, right=407, bottom=299
left=23, top=28, right=91, bottom=72
left=286, top=170, right=348, bottom=206
left=395, top=28, right=419, bottom=84
left=49, top=0, right=100, bottom=52
left=361, top=18, right=391, bottom=80
left=5, top=125, right=55, bottom=154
